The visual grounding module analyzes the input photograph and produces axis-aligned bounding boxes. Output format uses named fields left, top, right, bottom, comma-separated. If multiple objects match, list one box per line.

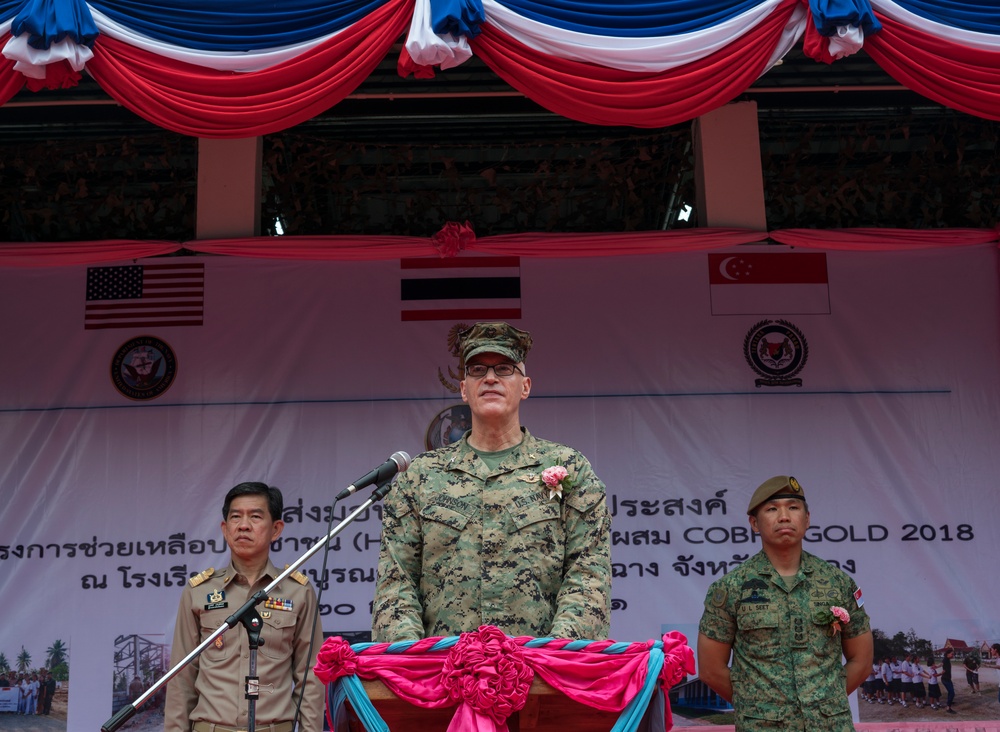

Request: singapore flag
left=707, top=250, right=830, bottom=315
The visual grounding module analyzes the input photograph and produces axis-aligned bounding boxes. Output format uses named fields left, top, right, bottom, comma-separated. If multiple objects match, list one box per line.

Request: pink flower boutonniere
left=816, top=605, right=851, bottom=636
left=540, top=465, right=573, bottom=501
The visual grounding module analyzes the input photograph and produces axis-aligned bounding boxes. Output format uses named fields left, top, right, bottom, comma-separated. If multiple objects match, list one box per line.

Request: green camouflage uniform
left=699, top=550, right=870, bottom=731
left=372, top=428, right=611, bottom=641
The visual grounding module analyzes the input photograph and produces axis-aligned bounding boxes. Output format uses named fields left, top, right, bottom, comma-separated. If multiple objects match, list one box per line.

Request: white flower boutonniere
left=541, top=465, right=573, bottom=501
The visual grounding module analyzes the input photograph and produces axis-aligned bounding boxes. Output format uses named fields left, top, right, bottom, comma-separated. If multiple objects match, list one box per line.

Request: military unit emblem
left=426, top=404, right=472, bottom=451
left=427, top=324, right=476, bottom=450
left=205, top=589, right=227, bottom=611
left=110, top=335, right=177, bottom=400
left=739, top=578, right=771, bottom=605
left=743, top=319, right=809, bottom=387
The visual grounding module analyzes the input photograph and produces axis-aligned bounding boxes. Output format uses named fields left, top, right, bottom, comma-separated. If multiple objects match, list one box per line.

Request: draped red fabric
left=471, top=229, right=767, bottom=256
left=769, top=227, right=1000, bottom=250
left=2, top=229, right=996, bottom=267
left=323, top=642, right=651, bottom=732
left=83, top=0, right=412, bottom=138
left=186, top=235, right=436, bottom=260
left=319, top=633, right=667, bottom=712
left=468, top=0, right=798, bottom=128
left=520, top=645, right=652, bottom=711
left=0, top=33, right=26, bottom=105
left=0, top=240, right=181, bottom=266
left=801, top=11, right=837, bottom=65
left=346, top=653, right=455, bottom=707
left=185, top=229, right=768, bottom=260
left=864, top=12, right=1000, bottom=122
left=316, top=631, right=695, bottom=732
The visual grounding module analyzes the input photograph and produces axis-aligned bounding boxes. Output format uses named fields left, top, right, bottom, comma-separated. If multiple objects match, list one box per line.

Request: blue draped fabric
left=889, top=0, right=1000, bottom=33
left=11, top=0, right=98, bottom=47
left=430, top=0, right=485, bottom=37
left=486, top=0, right=778, bottom=36
left=810, top=0, right=880, bottom=35
left=12, top=0, right=998, bottom=56
left=84, top=0, right=391, bottom=51
left=0, top=0, right=24, bottom=23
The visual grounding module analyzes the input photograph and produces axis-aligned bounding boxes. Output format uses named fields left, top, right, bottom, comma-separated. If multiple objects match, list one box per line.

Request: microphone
left=335, top=451, right=411, bottom=501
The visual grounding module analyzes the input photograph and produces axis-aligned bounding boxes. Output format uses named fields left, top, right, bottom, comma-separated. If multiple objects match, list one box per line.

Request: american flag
left=84, top=262, right=205, bottom=330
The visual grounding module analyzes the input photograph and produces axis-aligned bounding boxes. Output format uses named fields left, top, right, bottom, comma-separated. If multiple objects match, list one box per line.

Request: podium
left=318, top=627, right=694, bottom=732
left=347, top=677, right=650, bottom=731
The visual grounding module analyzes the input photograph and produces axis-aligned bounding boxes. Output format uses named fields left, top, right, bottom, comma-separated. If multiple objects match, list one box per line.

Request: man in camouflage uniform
left=698, top=476, right=873, bottom=731
left=372, top=322, right=611, bottom=641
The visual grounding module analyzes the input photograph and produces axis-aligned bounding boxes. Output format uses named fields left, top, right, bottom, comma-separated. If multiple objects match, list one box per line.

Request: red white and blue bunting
left=1, top=0, right=998, bottom=136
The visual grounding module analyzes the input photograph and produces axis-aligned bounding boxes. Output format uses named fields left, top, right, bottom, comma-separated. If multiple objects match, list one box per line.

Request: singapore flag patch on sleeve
left=854, top=586, right=864, bottom=608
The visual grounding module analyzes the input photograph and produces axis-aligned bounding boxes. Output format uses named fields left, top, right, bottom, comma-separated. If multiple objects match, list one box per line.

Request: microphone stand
left=102, top=478, right=396, bottom=732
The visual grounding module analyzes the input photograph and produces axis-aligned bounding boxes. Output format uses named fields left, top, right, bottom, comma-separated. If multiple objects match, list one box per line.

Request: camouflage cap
left=747, top=475, right=806, bottom=514
left=457, top=322, right=533, bottom=364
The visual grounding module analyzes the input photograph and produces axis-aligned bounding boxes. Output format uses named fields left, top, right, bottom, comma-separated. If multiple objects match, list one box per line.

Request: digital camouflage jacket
left=372, top=429, right=611, bottom=642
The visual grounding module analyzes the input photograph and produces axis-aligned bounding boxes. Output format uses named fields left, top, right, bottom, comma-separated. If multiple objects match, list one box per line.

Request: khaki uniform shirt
left=372, top=429, right=611, bottom=641
left=699, top=551, right=870, bottom=731
left=164, top=560, right=324, bottom=732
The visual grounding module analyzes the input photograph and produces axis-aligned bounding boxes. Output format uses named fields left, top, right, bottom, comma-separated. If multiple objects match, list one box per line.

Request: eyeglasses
left=465, top=362, right=524, bottom=379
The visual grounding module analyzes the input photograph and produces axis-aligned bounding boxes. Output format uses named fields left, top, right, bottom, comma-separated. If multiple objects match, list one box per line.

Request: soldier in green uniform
left=372, top=322, right=611, bottom=641
left=697, top=476, right=873, bottom=731
left=165, top=482, right=325, bottom=732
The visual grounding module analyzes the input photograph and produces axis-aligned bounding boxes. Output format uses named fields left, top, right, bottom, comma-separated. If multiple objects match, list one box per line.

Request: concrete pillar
left=693, top=101, right=767, bottom=230
left=196, top=137, right=262, bottom=239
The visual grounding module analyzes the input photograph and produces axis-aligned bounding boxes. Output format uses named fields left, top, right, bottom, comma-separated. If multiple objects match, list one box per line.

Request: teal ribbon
left=610, top=641, right=665, bottom=732
left=329, top=674, right=388, bottom=732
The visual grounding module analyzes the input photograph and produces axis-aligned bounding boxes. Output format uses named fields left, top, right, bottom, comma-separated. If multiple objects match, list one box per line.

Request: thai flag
left=400, top=256, right=521, bottom=322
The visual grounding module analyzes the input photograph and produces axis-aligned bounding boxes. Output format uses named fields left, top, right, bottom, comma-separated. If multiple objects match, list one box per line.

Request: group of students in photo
left=0, top=668, right=58, bottom=715
left=861, top=650, right=958, bottom=713
left=861, top=645, right=1000, bottom=715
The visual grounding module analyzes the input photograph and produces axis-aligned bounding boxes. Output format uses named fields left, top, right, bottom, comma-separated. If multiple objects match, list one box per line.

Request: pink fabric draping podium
left=315, top=625, right=695, bottom=732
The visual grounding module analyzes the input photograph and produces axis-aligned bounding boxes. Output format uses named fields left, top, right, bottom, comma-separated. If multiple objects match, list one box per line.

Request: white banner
left=0, top=686, right=18, bottom=712
left=1, top=245, right=998, bottom=729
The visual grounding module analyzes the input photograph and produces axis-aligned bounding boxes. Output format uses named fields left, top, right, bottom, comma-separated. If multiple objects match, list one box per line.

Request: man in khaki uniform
left=372, top=322, right=611, bottom=641
left=698, top=476, right=873, bottom=731
left=165, top=482, right=324, bottom=732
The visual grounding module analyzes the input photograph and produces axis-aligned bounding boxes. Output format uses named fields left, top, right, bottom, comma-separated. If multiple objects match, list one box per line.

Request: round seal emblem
left=425, top=404, right=472, bottom=451
left=743, top=319, right=808, bottom=387
left=111, top=336, right=177, bottom=400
